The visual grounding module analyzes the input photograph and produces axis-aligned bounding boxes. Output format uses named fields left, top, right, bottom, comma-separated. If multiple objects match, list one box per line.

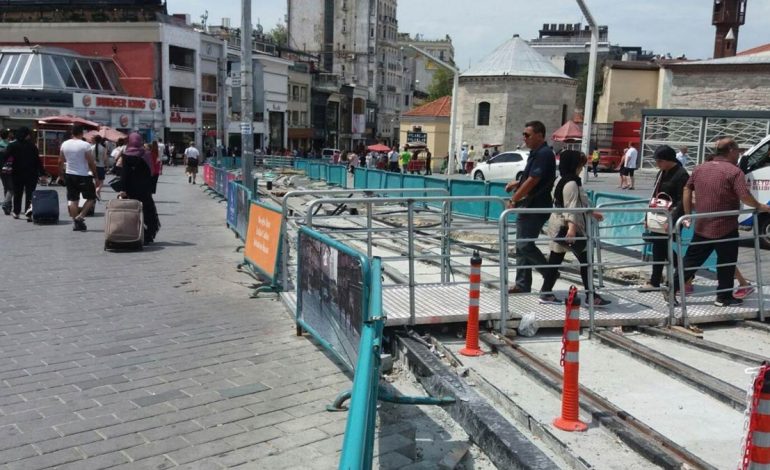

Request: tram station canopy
left=0, top=47, right=125, bottom=94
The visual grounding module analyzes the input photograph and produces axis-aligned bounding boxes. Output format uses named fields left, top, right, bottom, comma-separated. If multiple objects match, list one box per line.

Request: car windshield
left=741, top=140, right=770, bottom=174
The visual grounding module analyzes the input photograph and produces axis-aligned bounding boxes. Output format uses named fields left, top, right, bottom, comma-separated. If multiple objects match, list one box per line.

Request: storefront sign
left=170, top=111, right=196, bottom=125
left=7, top=107, right=60, bottom=118
left=406, top=131, right=427, bottom=144
left=75, top=93, right=159, bottom=112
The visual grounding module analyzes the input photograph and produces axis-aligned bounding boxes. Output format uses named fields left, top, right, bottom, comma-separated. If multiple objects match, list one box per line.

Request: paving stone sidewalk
left=0, top=167, right=356, bottom=469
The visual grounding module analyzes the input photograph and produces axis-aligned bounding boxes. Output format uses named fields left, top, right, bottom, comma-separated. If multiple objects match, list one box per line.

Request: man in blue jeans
left=505, top=121, right=557, bottom=293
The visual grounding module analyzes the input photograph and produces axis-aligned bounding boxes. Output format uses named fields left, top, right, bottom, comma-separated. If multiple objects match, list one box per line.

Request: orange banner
left=244, top=202, right=283, bottom=278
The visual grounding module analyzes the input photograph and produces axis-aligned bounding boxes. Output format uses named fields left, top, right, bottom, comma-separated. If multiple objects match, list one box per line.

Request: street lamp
left=576, top=0, right=599, bottom=180
left=405, top=44, right=459, bottom=175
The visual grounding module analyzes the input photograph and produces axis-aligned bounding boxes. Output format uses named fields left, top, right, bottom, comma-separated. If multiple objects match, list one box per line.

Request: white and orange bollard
left=553, top=286, right=588, bottom=432
left=460, top=251, right=484, bottom=357
left=741, top=362, right=770, bottom=470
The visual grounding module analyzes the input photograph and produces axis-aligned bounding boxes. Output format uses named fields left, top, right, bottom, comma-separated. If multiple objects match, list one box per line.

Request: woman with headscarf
left=119, top=132, right=160, bottom=244
left=539, top=150, right=610, bottom=307
left=6, top=127, right=45, bottom=219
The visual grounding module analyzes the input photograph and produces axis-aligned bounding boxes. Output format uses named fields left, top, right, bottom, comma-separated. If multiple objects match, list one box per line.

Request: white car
left=471, top=150, right=529, bottom=181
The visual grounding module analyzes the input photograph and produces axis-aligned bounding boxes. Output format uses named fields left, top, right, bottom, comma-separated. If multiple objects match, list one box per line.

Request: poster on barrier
left=226, top=181, right=237, bottom=229
left=244, top=201, right=283, bottom=281
left=235, top=183, right=250, bottom=240
left=297, top=228, right=366, bottom=369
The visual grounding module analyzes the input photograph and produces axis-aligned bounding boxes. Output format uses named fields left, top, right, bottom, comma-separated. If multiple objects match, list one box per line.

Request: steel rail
left=639, top=325, right=769, bottom=365
left=479, top=332, right=718, bottom=470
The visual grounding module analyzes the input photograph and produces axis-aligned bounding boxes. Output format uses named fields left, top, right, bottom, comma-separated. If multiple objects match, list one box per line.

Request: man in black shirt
left=505, top=120, right=557, bottom=293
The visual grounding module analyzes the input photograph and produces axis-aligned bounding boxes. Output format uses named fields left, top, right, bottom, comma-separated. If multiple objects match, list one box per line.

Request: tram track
left=477, top=332, right=718, bottom=470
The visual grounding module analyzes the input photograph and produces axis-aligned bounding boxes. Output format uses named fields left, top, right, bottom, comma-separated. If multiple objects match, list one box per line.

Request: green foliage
left=427, top=67, right=454, bottom=101
left=269, top=20, right=287, bottom=46
left=575, top=63, right=604, bottom=109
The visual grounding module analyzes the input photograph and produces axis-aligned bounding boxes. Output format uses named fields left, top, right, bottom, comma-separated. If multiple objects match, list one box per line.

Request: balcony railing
left=170, top=63, right=195, bottom=73
left=170, top=106, right=194, bottom=113
left=200, top=93, right=218, bottom=106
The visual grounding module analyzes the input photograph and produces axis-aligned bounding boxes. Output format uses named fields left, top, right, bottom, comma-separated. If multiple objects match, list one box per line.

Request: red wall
left=612, top=121, right=641, bottom=153
left=0, top=42, right=158, bottom=98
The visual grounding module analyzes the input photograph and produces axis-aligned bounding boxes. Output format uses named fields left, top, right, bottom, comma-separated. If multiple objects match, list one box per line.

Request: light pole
left=406, top=44, right=459, bottom=175
left=576, top=0, right=599, bottom=180
left=240, top=0, right=254, bottom=190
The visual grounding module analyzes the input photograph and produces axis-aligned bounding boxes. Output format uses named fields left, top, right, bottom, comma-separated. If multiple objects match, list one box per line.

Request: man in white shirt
left=459, top=145, right=469, bottom=174
left=157, top=138, right=166, bottom=165
left=676, top=146, right=688, bottom=167
left=59, top=125, right=98, bottom=231
left=621, top=142, right=638, bottom=190
left=184, top=142, right=200, bottom=184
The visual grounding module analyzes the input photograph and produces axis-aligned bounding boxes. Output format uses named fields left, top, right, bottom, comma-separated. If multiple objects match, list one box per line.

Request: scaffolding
left=641, top=109, right=770, bottom=169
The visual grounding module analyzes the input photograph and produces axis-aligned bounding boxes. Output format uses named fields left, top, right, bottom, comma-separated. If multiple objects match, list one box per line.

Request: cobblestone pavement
left=0, top=167, right=360, bottom=469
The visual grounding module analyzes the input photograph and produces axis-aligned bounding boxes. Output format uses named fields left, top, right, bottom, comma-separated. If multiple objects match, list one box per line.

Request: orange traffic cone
left=553, top=286, right=588, bottom=432
left=460, top=251, right=484, bottom=357
left=741, top=362, right=770, bottom=469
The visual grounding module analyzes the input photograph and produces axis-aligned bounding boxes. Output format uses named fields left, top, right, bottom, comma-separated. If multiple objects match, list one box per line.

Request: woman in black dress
left=119, top=132, right=160, bottom=244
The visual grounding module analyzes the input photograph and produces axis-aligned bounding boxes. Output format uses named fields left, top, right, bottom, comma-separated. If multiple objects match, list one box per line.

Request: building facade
left=457, top=36, right=577, bottom=153
left=287, top=63, right=313, bottom=152
left=288, top=0, right=404, bottom=148
left=398, top=33, right=454, bottom=108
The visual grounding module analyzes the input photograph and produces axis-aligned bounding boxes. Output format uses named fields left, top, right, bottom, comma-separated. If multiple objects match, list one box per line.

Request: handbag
left=108, top=176, right=124, bottom=192
left=1, top=156, right=13, bottom=175
left=645, top=192, right=673, bottom=234
left=555, top=224, right=587, bottom=253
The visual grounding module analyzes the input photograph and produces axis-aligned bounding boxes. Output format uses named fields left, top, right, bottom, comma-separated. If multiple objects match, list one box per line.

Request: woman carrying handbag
left=639, top=145, right=689, bottom=292
left=539, top=150, right=610, bottom=307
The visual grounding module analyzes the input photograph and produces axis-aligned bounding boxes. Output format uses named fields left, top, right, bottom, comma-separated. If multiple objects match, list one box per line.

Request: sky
left=167, top=0, right=770, bottom=71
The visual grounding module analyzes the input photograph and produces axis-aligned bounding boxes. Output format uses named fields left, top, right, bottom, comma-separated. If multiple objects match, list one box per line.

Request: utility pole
left=576, top=0, right=598, bottom=180
left=240, top=0, right=254, bottom=190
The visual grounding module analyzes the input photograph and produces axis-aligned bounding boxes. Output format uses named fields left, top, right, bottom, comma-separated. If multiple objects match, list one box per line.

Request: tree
left=427, top=67, right=454, bottom=101
left=575, top=62, right=604, bottom=114
left=268, top=20, right=287, bottom=46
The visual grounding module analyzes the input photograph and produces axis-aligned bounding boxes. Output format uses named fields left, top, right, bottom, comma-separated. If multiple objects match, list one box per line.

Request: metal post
left=665, top=213, right=676, bottom=326
left=576, top=0, right=598, bottom=181
left=585, top=212, right=596, bottom=335
left=593, top=221, right=605, bottom=288
left=753, top=212, right=766, bottom=321
left=407, top=201, right=416, bottom=325
left=499, top=211, right=510, bottom=334
left=240, top=0, right=254, bottom=191
left=676, top=219, right=689, bottom=327
left=367, top=201, right=373, bottom=260
left=217, top=55, right=228, bottom=165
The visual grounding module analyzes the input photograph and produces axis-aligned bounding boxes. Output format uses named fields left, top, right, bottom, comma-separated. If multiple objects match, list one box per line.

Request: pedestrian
left=168, top=143, right=176, bottom=166
left=671, top=137, right=770, bottom=307
left=621, top=142, right=638, bottom=189
left=150, top=140, right=161, bottom=194
left=399, top=146, right=411, bottom=173
left=459, top=144, right=468, bottom=174
left=91, top=135, right=109, bottom=199
left=466, top=145, right=476, bottom=174
left=184, top=141, right=200, bottom=184
left=638, top=145, right=689, bottom=292
left=0, top=129, right=13, bottom=215
left=539, top=150, right=610, bottom=306
left=120, top=132, right=160, bottom=244
left=676, top=146, right=689, bottom=167
left=591, top=149, right=600, bottom=177
left=110, top=138, right=126, bottom=175
left=483, top=148, right=490, bottom=162
left=505, top=120, right=557, bottom=294
left=7, top=127, right=45, bottom=220
left=388, top=147, right=400, bottom=172
left=59, top=125, right=98, bottom=231
left=425, top=148, right=432, bottom=175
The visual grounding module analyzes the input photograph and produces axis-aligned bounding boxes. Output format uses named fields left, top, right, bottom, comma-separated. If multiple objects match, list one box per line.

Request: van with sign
left=738, top=135, right=770, bottom=248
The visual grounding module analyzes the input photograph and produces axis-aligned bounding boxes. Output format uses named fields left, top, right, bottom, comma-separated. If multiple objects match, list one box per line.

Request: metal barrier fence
left=279, top=188, right=450, bottom=292
left=226, top=181, right=253, bottom=241
left=304, top=196, right=508, bottom=326
left=675, top=209, right=766, bottom=326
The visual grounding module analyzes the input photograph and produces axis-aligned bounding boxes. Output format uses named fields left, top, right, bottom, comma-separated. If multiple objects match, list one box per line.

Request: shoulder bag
left=645, top=173, right=673, bottom=234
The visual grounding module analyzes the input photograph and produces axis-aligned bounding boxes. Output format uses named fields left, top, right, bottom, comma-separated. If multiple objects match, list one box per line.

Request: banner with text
left=244, top=201, right=283, bottom=283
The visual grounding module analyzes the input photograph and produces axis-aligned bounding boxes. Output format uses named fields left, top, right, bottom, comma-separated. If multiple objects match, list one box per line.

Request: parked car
left=321, top=148, right=340, bottom=160
left=739, top=135, right=770, bottom=249
left=597, top=148, right=623, bottom=171
left=471, top=150, right=529, bottom=181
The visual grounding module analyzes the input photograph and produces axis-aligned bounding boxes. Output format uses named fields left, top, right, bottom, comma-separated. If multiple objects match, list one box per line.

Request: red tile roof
left=738, top=43, right=770, bottom=56
left=402, top=96, right=451, bottom=118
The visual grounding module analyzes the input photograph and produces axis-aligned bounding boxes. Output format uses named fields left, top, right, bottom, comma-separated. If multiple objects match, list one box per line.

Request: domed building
left=457, top=35, right=577, bottom=153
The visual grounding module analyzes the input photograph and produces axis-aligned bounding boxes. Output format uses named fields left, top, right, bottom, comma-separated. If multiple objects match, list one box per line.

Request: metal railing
left=675, top=209, right=766, bottom=326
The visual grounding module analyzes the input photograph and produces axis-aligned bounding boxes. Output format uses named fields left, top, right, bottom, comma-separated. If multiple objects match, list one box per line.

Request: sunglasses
left=522, top=132, right=531, bottom=138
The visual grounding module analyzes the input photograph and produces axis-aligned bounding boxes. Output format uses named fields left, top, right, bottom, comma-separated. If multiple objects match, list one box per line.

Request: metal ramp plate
left=382, top=284, right=501, bottom=326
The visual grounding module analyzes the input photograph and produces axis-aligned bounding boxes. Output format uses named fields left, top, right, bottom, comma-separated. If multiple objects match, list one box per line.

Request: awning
left=551, top=120, right=583, bottom=143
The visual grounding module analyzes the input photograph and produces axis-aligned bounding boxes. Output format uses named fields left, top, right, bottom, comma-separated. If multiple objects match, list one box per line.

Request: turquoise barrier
left=295, top=159, right=309, bottom=172
left=487, top=182, right=511, bottom=221
left=327, top=165, right=348, bottom=188
left=449, top=179, right=487, bottom=219
left=353, top=167, right=367, bottom=189
left=594, top=191, right=648, bottom=250
left=308, top=163, right=321, bottom=180
left=402, top=174, right=427, bottom=197
left=366, top=169, right=386, bottom=189
left=383, top=172, right=403, bottom=197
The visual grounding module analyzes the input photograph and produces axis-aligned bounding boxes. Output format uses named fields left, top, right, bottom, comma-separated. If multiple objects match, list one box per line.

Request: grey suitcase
left=104, top=199, right=143, bottom=251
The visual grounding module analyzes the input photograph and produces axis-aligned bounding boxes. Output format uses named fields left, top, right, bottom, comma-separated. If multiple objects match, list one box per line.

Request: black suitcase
left=32, top=190, right=59, bottom=224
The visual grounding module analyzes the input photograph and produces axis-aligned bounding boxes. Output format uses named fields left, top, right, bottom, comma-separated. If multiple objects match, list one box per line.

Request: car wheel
left=473, top=171, right=485, bottom=181
left=758, top=214, right=770, bottom=250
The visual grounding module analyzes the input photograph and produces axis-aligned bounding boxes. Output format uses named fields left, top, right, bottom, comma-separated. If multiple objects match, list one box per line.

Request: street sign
left=240, top=122, right=252, bottom=135
left=406, top=131, right=427, bottom=144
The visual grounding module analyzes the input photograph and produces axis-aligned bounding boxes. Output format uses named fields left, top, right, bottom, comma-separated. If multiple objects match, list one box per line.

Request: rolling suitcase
left=104, top=198, right=144, bottom=251
left=31, top=189, right=59, bottom=224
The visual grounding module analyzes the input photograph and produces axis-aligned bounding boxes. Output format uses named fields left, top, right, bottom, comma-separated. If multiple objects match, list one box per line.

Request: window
left=92, top=62, right=113, bottom=90
left=300, top=86, right=307, bottom=101
left=292, top=85, right=299, bottom=101
left=52, top=56, right=76, bottom=87
left=492, top=152, right=522, bottom=163
left=77, top=60, right=100, bottom=90
left=741, top=141, right=770, bottom=173
left=300, top=111, right=307, bottom=126
left=477, top=101, right=490, bottom=126
left=292, top=111, right=299, bottom=126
